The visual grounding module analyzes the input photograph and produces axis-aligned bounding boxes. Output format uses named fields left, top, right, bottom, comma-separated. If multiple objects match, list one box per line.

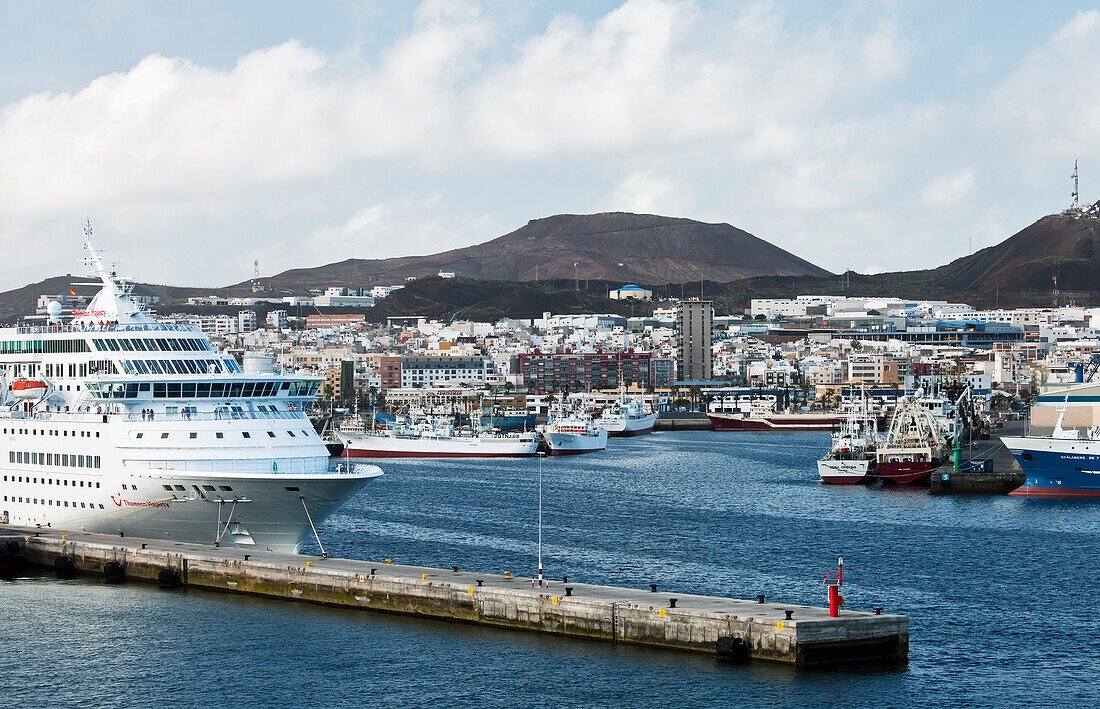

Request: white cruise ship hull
left=544, top=428, right=608, bottom=455
left=3, top=468, right=381, bottom=553
left=341, top=433, right=538, bottom=458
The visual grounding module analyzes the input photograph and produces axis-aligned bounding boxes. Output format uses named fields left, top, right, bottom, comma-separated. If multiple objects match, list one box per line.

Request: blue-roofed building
left=609, top=284, right=652, bottom=301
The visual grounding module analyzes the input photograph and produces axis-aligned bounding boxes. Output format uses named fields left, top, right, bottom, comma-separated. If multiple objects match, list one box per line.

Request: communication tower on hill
left=1072, top=159, right=1080, bottom=209
left=252, top=259, right=264, bottom=293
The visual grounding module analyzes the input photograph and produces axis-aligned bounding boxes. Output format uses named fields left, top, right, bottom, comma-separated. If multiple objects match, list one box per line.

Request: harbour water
left=4, top=430, right=1099, bottom=707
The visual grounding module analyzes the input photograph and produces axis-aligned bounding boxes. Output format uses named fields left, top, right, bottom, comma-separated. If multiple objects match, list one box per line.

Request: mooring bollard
left=244, top=554, right=250, bottom=560
left=649, top=583, right=658, bottom=593
left=141, top=543, right=147, bottom=549
left=452, top=566, right=458, bottom=572
left=561, top=576, right=568, bottom=583
left=669, top=598, right=677, bottom=608
left=874, top=607, right=883, bottom=615
left=757, top=594, right=765, bottom=604
left=476, top=579, right=484, bottom=587
left=784, top=610, right=793, bottom=620
left=370, top=568, right=376, bottom=575
left=565, top=587, right=573, bottom=596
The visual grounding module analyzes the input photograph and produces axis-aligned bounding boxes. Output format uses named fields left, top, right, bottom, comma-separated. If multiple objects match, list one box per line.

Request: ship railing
left=14, top=323, right=200, bottom=335
left=327, top=460, right=381, bottom=476
left=0, top=409, right=307, bottom=423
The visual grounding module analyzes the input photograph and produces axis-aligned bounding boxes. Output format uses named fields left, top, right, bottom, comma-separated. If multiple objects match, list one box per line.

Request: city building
left=305, top=314, right=366, bottom=329
left=676, top=298, right=714, bottom=381
left=267, top=309, right=289, bottom=329
left=517, top=352, right=654, bottom=391
left=399, top=355, right=493, bottom=388
left=238, top=310, right=258, bottom=332
left=609, top=284, right=653, bottom=301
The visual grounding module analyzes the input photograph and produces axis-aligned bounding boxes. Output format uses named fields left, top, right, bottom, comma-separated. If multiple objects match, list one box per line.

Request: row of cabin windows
left=4, top=474, right=100, bottom=487
left=4, top=427, right=100, bottom=438
left=0, top=339, right=91, bottom=354
left=119, top=358, right=239, bottom=376
left=9, top=451, right=102, bottom=468
left=2, top=496, right=104, bottom=509
left=92, top=337, right=213, bottom=353
left=91, top=380, right=314, bottom=400
left=135, top=430, right=307, bottom=440
left=162, top=484, right=233, bottom=492
left=1, top=361, right=116, bottom=379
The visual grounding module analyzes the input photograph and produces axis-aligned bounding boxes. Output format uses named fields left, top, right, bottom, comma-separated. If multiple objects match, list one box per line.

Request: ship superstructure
left=0, top=230, right=381, bottom=552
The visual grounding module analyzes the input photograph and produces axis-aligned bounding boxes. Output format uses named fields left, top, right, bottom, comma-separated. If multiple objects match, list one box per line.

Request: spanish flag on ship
left=69, top=288, right=76, bottom=296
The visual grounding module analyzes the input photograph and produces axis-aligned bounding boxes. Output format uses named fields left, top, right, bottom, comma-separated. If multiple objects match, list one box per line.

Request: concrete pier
left=5, top=526, right=907, bottom=667
left=655, top=413, right=714, bottom=431
left=931, top=420, right=1026, bottom=495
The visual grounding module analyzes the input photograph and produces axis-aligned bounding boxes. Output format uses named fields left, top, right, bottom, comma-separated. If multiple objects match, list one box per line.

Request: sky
left=1, top=0, right=1099, bottom=290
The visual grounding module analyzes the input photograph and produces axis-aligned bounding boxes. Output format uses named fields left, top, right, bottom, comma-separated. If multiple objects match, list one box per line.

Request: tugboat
left=875, top=396, right=951, bottom=485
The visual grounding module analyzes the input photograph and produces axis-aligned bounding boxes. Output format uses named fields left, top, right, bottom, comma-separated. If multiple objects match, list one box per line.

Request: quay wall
left=10, top=529, right=907, bottom=667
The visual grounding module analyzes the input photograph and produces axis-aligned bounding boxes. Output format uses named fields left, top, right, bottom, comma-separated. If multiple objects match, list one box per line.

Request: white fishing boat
left=338, top=414, right=538, bottom=458
left=817, top=410, right=879, bottom=485
left=595, top=389, right=658, bottom=437
left=541, top=408, right=608, bottom=455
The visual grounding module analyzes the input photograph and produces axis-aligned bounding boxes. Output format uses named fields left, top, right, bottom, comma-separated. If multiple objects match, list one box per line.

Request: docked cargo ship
left=541, top=409, right=608, bottom=455
left=708, top=400, right=846, bottom=431
left=338, top=415, right=538, bottom=458
left=0, top=230, right=382, bottom=552
left=875, top=397, right=950, bottom=485
left=1003, top=407, right=1100, bottom=498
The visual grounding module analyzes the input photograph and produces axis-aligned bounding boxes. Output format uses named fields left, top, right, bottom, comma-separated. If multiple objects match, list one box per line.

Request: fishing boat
left=875, top=396, right=951, bottom=485
left=338, top=414, right=538, bottom=458
left=541, top=408, right=608, bottom=455
left=817, top=409, right=879, bottom=485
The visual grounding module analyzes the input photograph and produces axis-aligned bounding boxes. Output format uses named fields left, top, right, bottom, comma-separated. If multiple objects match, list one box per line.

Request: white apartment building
left=238, top=310, right=258, bottom=332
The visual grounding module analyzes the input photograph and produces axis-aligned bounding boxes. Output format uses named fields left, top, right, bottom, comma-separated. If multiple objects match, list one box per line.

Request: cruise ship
left=0, top=230, right=382, bottom=552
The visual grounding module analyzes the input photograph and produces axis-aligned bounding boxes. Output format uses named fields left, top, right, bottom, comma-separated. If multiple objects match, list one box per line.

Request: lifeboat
left=10, top=378, right=48, bottom=399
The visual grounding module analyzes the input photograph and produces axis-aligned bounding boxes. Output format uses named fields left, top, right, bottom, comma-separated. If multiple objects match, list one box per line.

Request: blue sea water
left=3, top=431, right=1099, bottom=708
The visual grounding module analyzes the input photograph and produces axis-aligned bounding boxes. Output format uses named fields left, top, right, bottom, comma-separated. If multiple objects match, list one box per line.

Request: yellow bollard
left=386, top=559, right=392, bottom=565
left=61, top=535, right=67, bottom=541
left=306, top=561, right=313, bottom=568
left=504, top=571, right=511, bottom=578
left=421, top=573, right=428, bottom=580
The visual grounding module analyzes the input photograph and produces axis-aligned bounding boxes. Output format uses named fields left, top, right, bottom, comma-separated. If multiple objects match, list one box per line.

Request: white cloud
left=922, top=170, right=976, bottom=207
left=605, top=171, right=692, bottom=215
left=0, top=1, right=1096, bottom=289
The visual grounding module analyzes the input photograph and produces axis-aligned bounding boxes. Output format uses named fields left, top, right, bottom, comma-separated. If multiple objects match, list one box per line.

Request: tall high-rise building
left=676, top=298, right=713, bottom=381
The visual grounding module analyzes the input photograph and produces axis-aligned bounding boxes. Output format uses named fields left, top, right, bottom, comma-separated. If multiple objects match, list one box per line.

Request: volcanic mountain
left=920, top=209, right=1100, bottom=294
left=244, top=212, right=830, bottom=292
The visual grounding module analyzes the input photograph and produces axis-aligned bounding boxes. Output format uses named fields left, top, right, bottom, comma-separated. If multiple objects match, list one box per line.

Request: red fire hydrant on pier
left=824, top=557, right=844, bottom=617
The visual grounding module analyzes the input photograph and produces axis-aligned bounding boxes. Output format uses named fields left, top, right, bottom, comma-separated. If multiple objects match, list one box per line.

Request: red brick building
left=379, top=356, right=402, bottom=391
left=517, top=352, right=653, bottom=392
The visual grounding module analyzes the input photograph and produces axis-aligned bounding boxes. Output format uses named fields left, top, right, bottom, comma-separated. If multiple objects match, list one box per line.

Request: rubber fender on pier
left=103, top=561, right=125, bottom=578
left=53, top=555, right=75, bottom=572
left=715, top=636, right=750, bottom=664
left=158, top=568, right=181, bottom=587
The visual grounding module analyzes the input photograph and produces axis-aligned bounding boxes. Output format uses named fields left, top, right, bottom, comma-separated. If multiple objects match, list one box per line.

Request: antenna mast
left=1072, top=159, right=1080, bottom=209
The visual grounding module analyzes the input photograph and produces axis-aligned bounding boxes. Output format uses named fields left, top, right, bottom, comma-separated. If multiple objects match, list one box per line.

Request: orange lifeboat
left=10, top=378, right=47, bottom=400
